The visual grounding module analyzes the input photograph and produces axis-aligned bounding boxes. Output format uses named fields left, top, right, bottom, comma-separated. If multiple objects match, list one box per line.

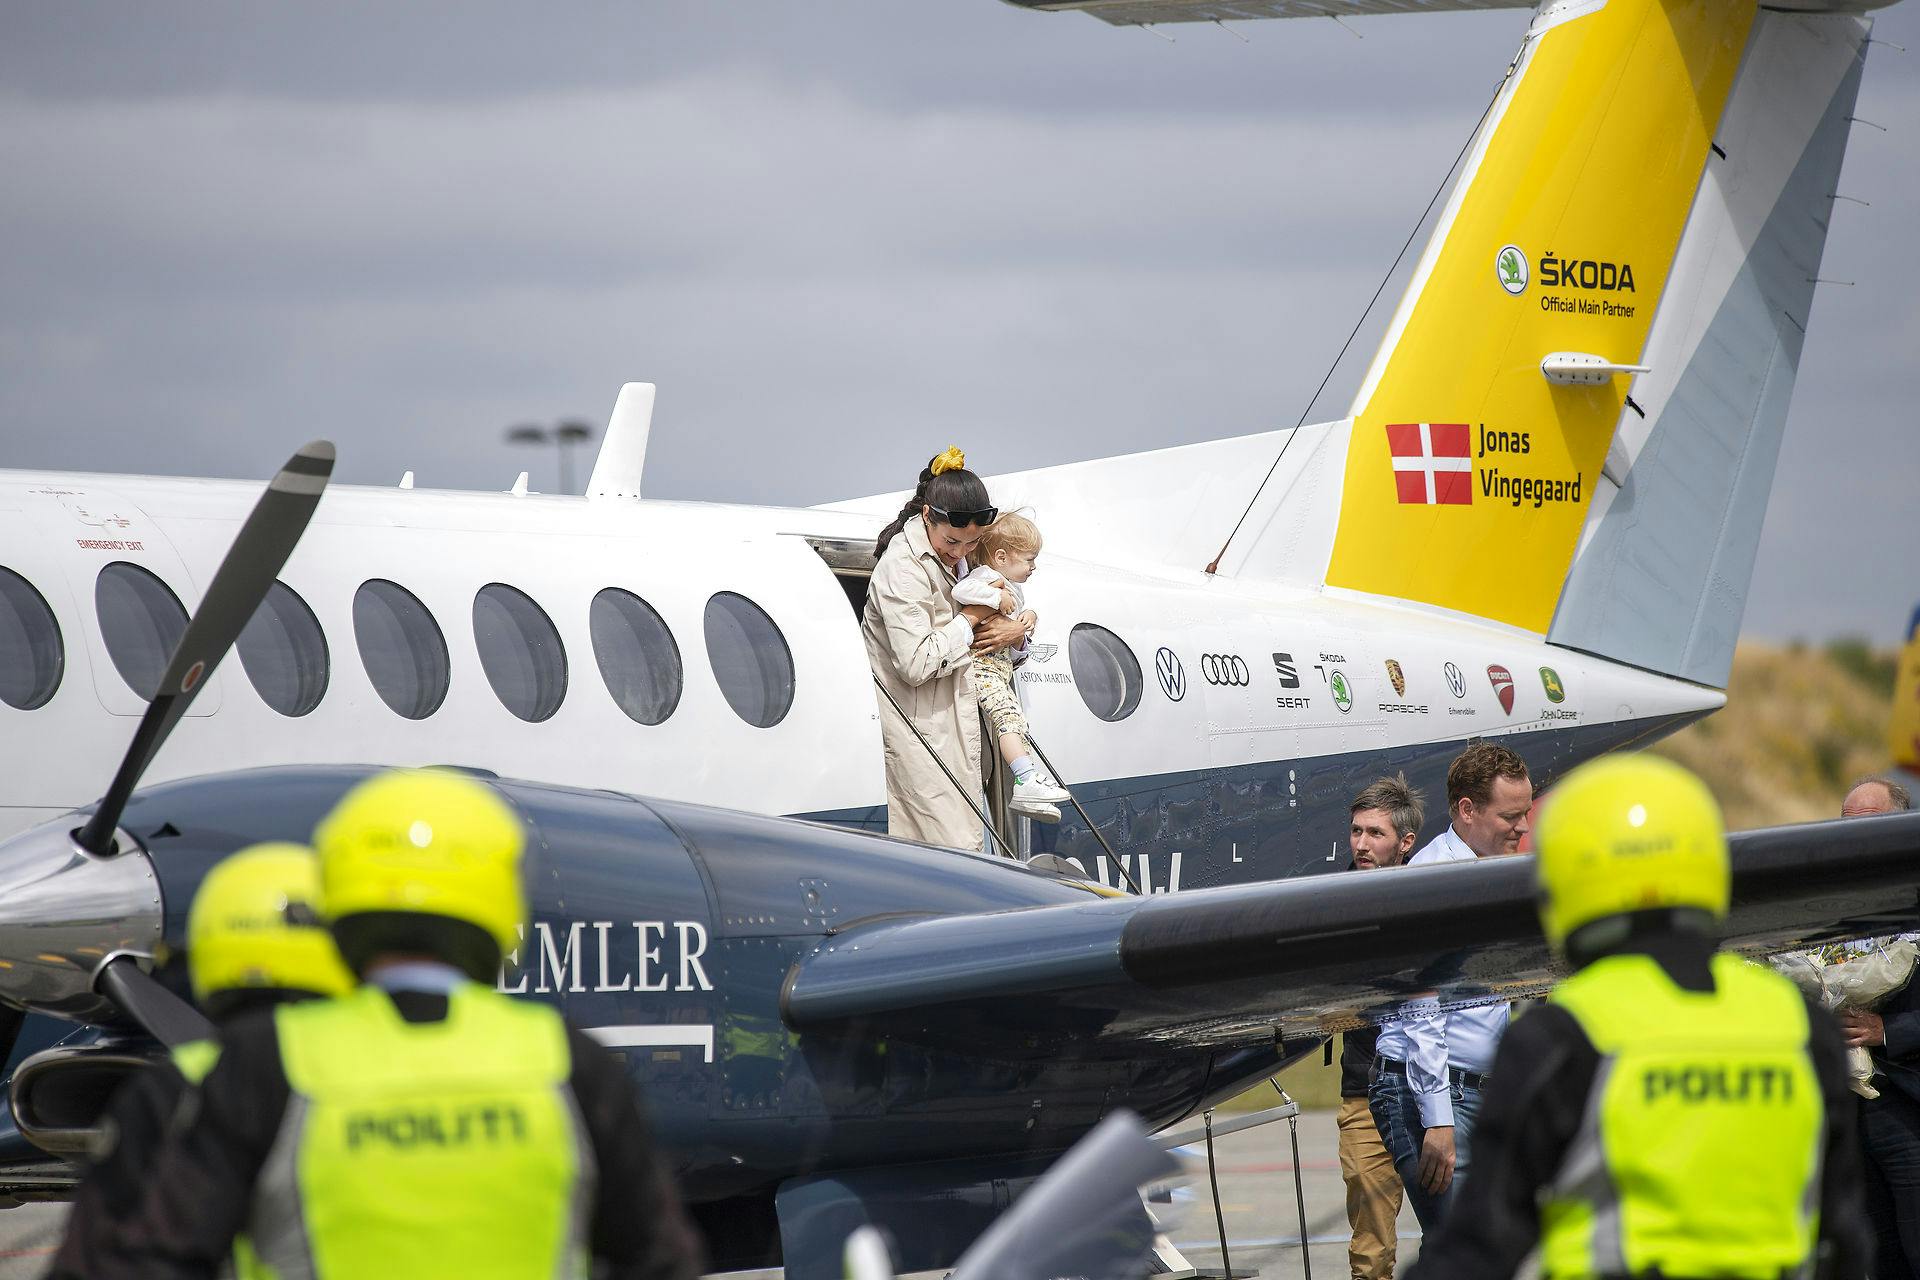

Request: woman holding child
left=863, top=448, right=1036, bottom=851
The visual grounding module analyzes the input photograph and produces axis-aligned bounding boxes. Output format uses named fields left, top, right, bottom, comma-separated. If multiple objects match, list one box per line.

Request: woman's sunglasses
left=927, top=504, right=998, bottom=529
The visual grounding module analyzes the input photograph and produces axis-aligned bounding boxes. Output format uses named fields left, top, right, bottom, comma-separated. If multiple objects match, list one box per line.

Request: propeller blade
left=95, top=957, right=214, bottom=1049
left=76, top=441, right=335, bottom=855
left=0, top=1005, right=24, bottom=1075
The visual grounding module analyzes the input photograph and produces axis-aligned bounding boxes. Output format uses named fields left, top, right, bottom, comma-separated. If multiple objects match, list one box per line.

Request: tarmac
left=0, top=1108, right=1428, bottom=1278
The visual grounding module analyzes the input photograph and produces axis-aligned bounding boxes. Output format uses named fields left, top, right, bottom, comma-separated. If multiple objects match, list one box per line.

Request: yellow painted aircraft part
left=1889, top=617, right=1920, bottom=770
left=1326, top=0, right=1757, bottom=632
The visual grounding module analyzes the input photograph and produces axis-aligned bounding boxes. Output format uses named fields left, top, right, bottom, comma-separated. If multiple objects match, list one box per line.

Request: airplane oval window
left=1068, top=623, right=1143, bottom=723
left=235, top=581, right=329, bottom=717
left=704, top=592, right=794, bottom=728
left=352, top=579, right=450, bottom=720
left=590, top=588, right=682, bottom=726
left=95, top=562, right=188, bottom=702
left=473, top=583, right=567, bottom=723
left=0, top=566, right=64, bottom=711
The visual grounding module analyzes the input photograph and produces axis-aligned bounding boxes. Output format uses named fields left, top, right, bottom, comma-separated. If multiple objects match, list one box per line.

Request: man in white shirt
left=1368, top=740, right=1532, bottom=1231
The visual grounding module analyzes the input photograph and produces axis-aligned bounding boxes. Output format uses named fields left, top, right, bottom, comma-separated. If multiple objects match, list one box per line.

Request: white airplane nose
left=0, top=818, right=164, bottom=1024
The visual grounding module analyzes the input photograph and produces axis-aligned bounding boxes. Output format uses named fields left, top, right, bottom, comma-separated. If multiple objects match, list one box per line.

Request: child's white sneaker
left=1012, top=796, right=1061, bottom=823
left=1013, top=778, right=1071, bottom=805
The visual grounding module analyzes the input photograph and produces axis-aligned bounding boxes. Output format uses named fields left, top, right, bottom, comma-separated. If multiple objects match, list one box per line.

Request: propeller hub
left=0, top=818, right=164, bottom=1023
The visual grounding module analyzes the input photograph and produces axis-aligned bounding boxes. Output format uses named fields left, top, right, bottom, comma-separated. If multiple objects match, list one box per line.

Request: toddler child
left=953, top=513, right=1071, bottom=821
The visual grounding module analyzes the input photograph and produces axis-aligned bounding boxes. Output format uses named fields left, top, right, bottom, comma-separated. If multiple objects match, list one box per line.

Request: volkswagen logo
left=1155, top=647, right=1186, bottom=702
left=1200, top=654, right=1250, bottom=687
left=1443, top=661, right=1467, bottom=699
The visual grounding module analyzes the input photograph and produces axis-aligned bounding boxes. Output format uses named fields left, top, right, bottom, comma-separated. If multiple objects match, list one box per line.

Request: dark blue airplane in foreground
left=1, top=450, right=1917, bottom=1279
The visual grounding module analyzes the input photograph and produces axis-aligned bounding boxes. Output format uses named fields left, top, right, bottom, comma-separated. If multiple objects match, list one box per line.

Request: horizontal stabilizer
left=784, top=812, right=1920, bottom=1049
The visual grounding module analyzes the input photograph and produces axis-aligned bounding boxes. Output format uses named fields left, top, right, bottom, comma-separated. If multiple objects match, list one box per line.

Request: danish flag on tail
left=1386, top=422, right=1472, bottom=505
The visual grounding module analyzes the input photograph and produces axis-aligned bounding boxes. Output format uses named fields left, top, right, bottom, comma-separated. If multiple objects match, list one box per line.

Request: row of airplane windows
left=0, top=563, right=797, bottom=729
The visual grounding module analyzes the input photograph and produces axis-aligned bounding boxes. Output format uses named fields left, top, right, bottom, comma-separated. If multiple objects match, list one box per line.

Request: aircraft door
left=24, top=486, right=222, bottom=719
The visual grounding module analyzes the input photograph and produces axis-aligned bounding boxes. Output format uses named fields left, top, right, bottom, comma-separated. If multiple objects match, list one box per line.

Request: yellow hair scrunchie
left=929, top=446, right=966, bottom=476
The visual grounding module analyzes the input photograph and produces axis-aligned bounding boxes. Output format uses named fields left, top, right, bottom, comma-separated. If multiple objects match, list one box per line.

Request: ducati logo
left=1156, top=648, right=1186, bottom=702
left=1487, top=664, right=1515, bottom=714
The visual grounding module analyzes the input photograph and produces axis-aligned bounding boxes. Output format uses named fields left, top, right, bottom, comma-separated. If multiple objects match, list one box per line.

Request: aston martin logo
left=1028, top=643, right=1059, bottom=664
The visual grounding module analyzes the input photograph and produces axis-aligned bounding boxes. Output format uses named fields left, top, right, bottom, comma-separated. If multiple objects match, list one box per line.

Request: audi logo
left=1200, top=654, right=1250, bottom=686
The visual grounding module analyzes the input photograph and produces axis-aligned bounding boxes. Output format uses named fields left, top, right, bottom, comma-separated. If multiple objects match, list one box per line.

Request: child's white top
left=952, top=565, right=1024, bottom=612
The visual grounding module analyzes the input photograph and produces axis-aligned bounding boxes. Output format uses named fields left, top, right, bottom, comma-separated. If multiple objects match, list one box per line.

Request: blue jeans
left=1367, top=1063, right=1484, bottom=1233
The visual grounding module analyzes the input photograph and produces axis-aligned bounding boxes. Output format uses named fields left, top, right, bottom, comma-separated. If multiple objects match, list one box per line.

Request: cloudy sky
left=1, top=1, right=1914, bottom=642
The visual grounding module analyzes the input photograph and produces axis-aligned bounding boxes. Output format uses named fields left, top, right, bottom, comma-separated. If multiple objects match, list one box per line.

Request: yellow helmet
left=1534, top=753, right=1729, bottom=951
left=186, top=843, right=355, bottom=1004
left=313, top=769, right=526, bottom=963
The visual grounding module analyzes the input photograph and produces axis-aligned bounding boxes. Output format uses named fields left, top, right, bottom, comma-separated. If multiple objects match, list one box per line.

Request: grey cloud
left=0, top=2, right=1914, bottom=646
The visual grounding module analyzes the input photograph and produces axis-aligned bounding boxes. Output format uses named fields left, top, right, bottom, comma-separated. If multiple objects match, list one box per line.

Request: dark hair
left=332, top=911, right=502, bottom=984
left=873, top=454, right=992, bottom=559
left=1350, top=772, right=1425, bottom=842
left=1447, top=740, right=1531, bottom=815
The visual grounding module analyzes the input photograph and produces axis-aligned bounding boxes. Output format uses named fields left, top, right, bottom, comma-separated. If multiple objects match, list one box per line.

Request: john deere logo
left=1330, top=670, right=1353, bottom=714
left=1540, top=667, right=1566, bottom=704
left=1496, top=244, right=1528, bottom=296
left=1385, top=659, right=1407, bottom=698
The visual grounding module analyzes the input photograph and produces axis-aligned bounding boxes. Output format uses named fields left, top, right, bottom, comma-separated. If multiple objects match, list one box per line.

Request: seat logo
left=1273, top=652, right=1300, bottom=689
left=1155, top=647, right=1186, bottom=702
left=1487, top=664, right=1515, bottom=714
left=1496, top=244, right=1528, bottom=295
left=1443, top=661, right=1467, bottom=699
left=1201, top=654, right=1250, bottom=687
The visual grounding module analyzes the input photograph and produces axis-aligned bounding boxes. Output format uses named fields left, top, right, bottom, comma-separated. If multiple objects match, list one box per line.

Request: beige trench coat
left=862, top=515, right=984, bottom=851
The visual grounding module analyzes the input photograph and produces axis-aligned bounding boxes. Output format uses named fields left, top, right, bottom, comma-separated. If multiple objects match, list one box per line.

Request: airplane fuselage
left=0, top=467, right=1722, bottom=888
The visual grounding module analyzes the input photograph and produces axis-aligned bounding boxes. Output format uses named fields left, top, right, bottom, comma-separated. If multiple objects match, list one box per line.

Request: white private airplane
left=0, top=0, right=1888, bottom=897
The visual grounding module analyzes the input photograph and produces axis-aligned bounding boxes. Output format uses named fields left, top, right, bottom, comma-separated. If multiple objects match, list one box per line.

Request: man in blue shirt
left=1368, top=741, right=1531, bottom=1231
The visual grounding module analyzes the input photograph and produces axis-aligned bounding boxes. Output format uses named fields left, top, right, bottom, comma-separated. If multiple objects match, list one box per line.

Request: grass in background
left=1217, top=1043, right=1345, bottom=1113
left=1651, top=639, right=1898, bottom=828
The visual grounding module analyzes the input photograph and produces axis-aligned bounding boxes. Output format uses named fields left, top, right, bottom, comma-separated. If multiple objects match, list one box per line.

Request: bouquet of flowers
left=1772, top=940, right=1917, bottom=1099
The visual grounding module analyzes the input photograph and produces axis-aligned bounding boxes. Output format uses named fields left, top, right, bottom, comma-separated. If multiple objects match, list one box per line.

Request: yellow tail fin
left=1325, top=0, right=1756, bottom=632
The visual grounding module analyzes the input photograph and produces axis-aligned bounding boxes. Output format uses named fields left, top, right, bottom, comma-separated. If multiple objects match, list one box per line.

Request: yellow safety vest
left=171, top=1038, right=220, bottom=1086
left=1540, top=953, right=1825, bottom=1279
left=243, top=983, right=589, bottom=1279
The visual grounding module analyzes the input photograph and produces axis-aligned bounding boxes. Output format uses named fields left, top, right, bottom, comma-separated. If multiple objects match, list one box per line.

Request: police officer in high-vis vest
left=106, top=769, right=704, bottom=1279
left=53, top=843, right=353, bottom=1280
left=1408, top=754, right=1870, bottom=1279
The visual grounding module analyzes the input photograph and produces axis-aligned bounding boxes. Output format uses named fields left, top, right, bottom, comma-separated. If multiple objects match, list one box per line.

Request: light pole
left=505, top=420, right=597, bottom=495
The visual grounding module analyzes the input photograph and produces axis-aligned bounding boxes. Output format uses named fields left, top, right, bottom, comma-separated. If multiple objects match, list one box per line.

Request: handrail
left=869, top=673, right=1019, bottom=860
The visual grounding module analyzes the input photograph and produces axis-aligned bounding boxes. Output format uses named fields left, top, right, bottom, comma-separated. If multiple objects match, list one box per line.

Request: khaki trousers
left=1337, top=1095, right=1404, bottom=1279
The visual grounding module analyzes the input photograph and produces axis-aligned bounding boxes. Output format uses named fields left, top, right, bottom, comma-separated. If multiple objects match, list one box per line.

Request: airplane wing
left=1000, top=0, right=1532, bottom=25
left=783, top=811, right=1920, bottom=1049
